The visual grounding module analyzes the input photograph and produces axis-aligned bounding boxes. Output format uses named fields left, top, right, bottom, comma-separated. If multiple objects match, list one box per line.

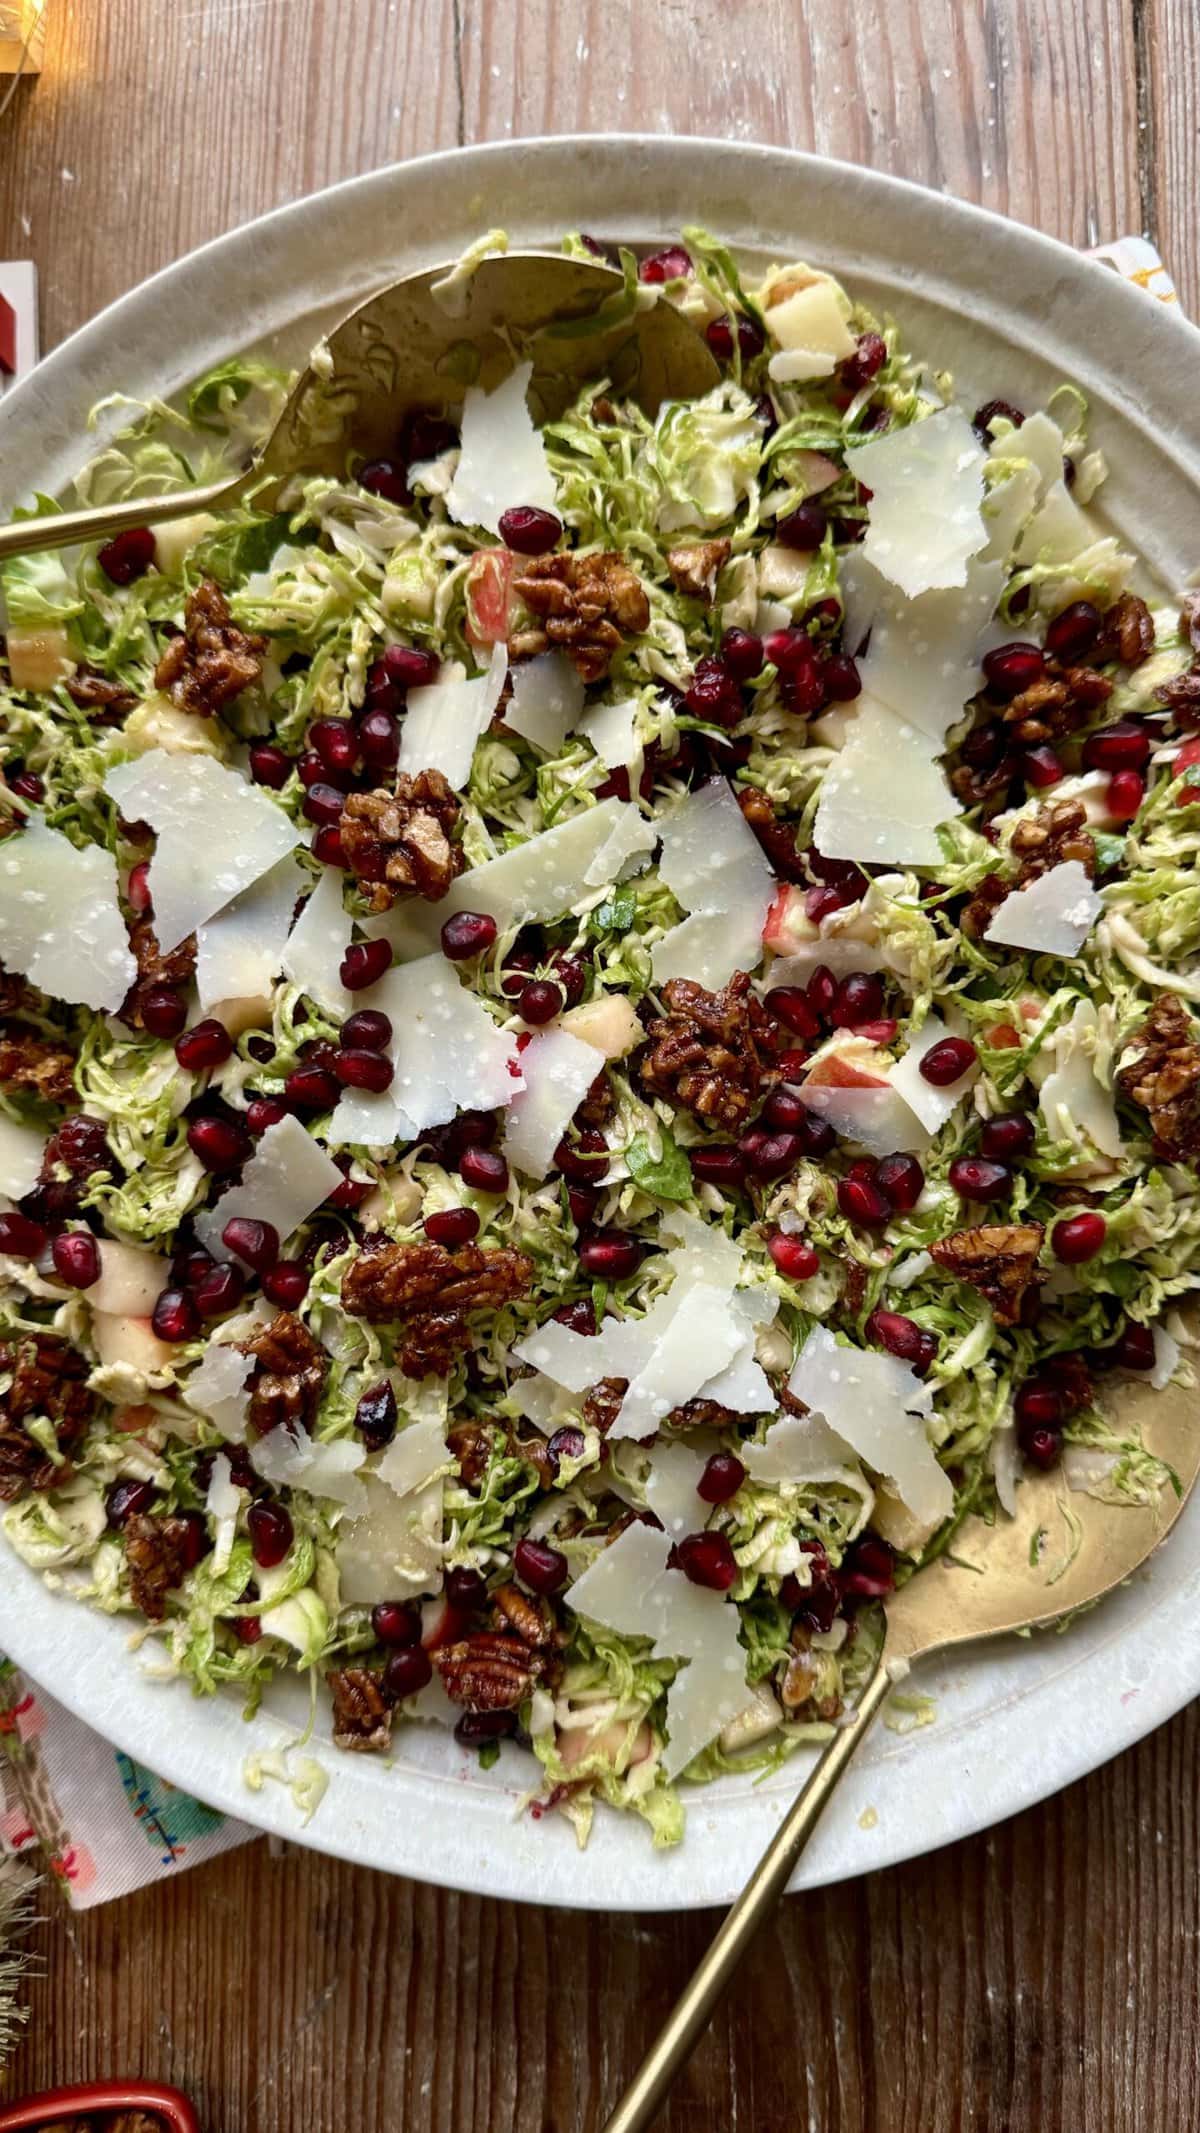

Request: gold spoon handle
left=0, top=475, right=243, bottom=565
left=601, top=1653, right=893, bottom=2133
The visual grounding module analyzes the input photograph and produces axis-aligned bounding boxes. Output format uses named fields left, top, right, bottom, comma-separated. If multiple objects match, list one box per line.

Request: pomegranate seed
left=338, top=1011, right=389, bottom=1057
left=384, top=1645, right=434, bottom=1700
left=261, top=1261, right=309, bottom=1308
left=867, top=1307, right=936, bottom=1373
left=677, top=1531, right=738, bottom=1592
left=424, top=1206, right=480, bottom=1247
left=579, top=1231, right=643, bottom=1280
left=175, top=1018, right=233, bottom=1072
left=1021, top=744, right=1064, bottom=789
left=459, top=1145, right=509, bottom=1194
left=1015, top=1380, right=1062, bottom=1432
left=297, top=751, right=329, bottom=791
left=721, top=628, right=764, bottom=679
left=832, top=971, right=884, bottom=1028
left=822, top=653, right=863, bottom=703
left=982, top=642, right=1045, bottom=700
left=498, top=505, right=562, bottom=555
left=764, top=629, right=816, bottom=682
left=697, top=1451, right=747, bottom=1505
left=948, top=1156, right=1011, bottom=1202
left=140, top=986, right=189, bottom=1038
left=554, top=1129, right=609, bottom=1184
left=193, top=1262, right=246, bottom=1316
left=980, top=1112, right=1034, bottom=1160
left=309, top=718, right=358, bottom=778
left=173, top=1243, right=215, bottom=1288
left=639, top=244, right=692, bottom=283
left=248, top=742, right=291, bottom=789
left=767, top=1231, right=819, bottom=1280
left=1052, top=1210, right=1107, bottom=1263
left=1107, top=769, right=1145, bottom=821
left=327, top=1165, right=371, bottom=1213
left=455, top=1709, right=514, bottom=1745
left=359, top=458, right=409, bottom=503
left=762, top=1087, right=807, bottom=1131
left=782, top=1542, right=840, bottom=1632
left=550, top=952, right=588, bottom=1007
left=340, top=938, right=393, bottom=991
left=806, top=964, right=837, bottom=1018
left=187, top=1115, right=250, bottom=1172
left=248, top=1500, right=294, bottom=1569
left=546, top=1424, right=587, bottom=1477
left=222, top=1216, right=280, bottom=1271
left=776, top=502, right=827, bottom=552
left=246, top=1097, right=288, bottom=1135
left=441, top=910, right=498, bottom=962
left=233, top=1613, right=263, bottom=1646
left=445, top=1566, right=488, bottom=1609
left=378, top=642, right=439, bottom=690
left=705, top=311, right=765, bottom=361
left=804, top=884, right=849, bottom=925
left=514, top=1536, right=569, bottom=1594
left=1023, top=1424, right=1063, bottom=1469
left=334, top=1047, right=394, bottom=1093
left=0, top=1210, right=46, bottom=1257
left=355, top=1380, right=398, bottom=1450
left=837, top=1176, right=891, bottom=1227
left=1045, top=600, right=1102, bottom=660
left=499, top=949, right=538, bottom=999
left=920, top=1036, right=978, bottom=1085
left=98, top=526, right=156, bottom=584
left=358, top=706, right=401, bottom=770
left=50, top=1230, right=100, bottom=1287
left=311, top=825, right=347, bottom=868
left=1115, top=1322, right=1156, bottom=1371
left=107, top=1477, right=158, bottom=1525
left=373, top=1600, right=421, bottom=1646
left=1082, top=721, right=1150, bottom=772
left=769, top=986, right=821, bottom=1040
left=127, top=859, right=153, bottom=914
left=302, top=782, right=347, bottom=829
left=151, top=1285, right=199, bottom=1341
left=796, top=1109, right=837, bottom=1157
left=685, top=654, right=743, bottom=728
left=688, top=1145, right=745, bottom=1189
left=283, top=1065, right=338, bottom=1111
left=738, top=1129, right=804, bottom=1181
left=839, top=1533, right=896, bottom=1600
left=875, top=1152, right=925, bottom=1210
left=839, top=332, right=887, bottom=390
left=972, top=398, right=1025, bottom=440
left=518, top=979, right=561, bottom=1026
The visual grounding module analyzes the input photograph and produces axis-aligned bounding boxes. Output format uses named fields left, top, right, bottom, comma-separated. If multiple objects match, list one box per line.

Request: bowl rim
left=0, top=2078, right=198, bottom=2133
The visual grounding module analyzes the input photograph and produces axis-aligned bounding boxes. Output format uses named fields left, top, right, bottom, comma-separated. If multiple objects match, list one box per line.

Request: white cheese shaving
left=195, top=1113, right=343, bottom=1256
left=845, top=408, right=987, bottom=600
left=741, top=1408, right=861, bottom=1484
left=1151, top=1323, right=1181, bottom=1391
left=1016, top=478, right=1096, bottom=567
left=992, top=409, right=1065, bottom=492
left=195, top=854, right=304, bottom=1014
left=250, top=1425, right=366, bottom=1513
left=376, top=1415, right=452, bottom=1499
left=980, top=466, right=1042, bottom=562
left=576, top=696, right=641, bottom=771
left=651, top=908, right=770, bottom=991
left=853, top=555, right=1007, bottom=740
left=326, top=954, right=521, bottom=1147
left=336, top=1473, right=445, bottom=1603
left=609, top=1282, right=744, bottom=1442
left=983, top=859, right=1103, bottom=959
left=794, top=1081, right=930, bottom=1156
left=788, top=1325, right=952, bottom=1526
left=445, top=360, right=558, bottom=536
left=397, top=640, right=508, bottom=791
left=1038, top=1000, right=1123, bottom=1159
left=183, top=1342, right=253, bottom=1442
left=887, top=1014, right=977, bottom=1134
left=0, top=819, right=136, bottom=1011
left=643, top=1440, right=712, bottom=1536
left=504, top=652, right=584, bottom=753
left=502, top=1026, right=607, bottom=1180
left=813, top=694, right=961, bottom=865
left=584, top=806, right=659, bottom=889
left=88, top=1240, right=169, bottom=1317
left=105, top=750, right=300, bottom=956
left=0, top=1115, right=45, bottom=1201
left=763, top=280, right=856, bottom=367
left=204, top=1451, right=241, bottom=1575
left=658, top=1597, right=756, bottom=1778
left=651, top=779, right=775, bottom=989
left=280, top=866, right=355, bottom=1018
left=567, top=1520, right=675, bottom=1638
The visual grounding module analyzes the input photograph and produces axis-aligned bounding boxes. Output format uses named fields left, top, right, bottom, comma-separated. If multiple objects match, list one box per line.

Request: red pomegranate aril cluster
left=384, top=1645, right=434, bottom=1700
left=762, top=1088, right=807, bottom=1132
left=141, top=987, right=189, bottom=1038
left=309, top=717, right=358, bottom=779
left=222, top=1216, right=280, bottom=1271
left=373, top=1600, right=421, bottom=1647
left=689, top=1145, right=745, bottom=1190
left=423, top=1206, right=480, bottom=1248
left=248, top=1500, right=294, bottom=1569
left=766, top=1230, right=819, bottom=1281
left=804, top=960, right=837, bottom=1018
left=837, top=1175, right=891, bottom=1228
left=0, top=1210, right=46, bottom=1257
left=459, top=1145, right=509, bottom=1194
left=639, top=244, right=692, bottom=283
left=579, top=1231, right=643, bottom=1280
left=919, top=1035, right=978, bottom=1086
left=334, top=1047, right=394, bottom=1093
left=441, top=910, right=497, bottom=961
left=979, top=1112, right=1034, bottom=1161
left=982, top=641, right=1044, bottom=699
left=359, top=707, right=401, bottom=770
left=98, top=526, right=156, bottom=585
left=340, top=937, right=393, bottom=991
left=546, top=1424, right=587, bottom=1479
left=302, top=781, right=348, bottom=829
left=107, top=1477, right=158, bottom=1526
left=697, top=1451, right=747, bottom=1505
left=1082, top=720, right=1150, bottom=772
left=127, top=859, right=153, bottom=914
left=1044, top=599, right=1101, bottom=660
left=705, top=311, right=765, bottom=361
left=194, top=1262, right=246, bottom=1316
left=822, top=652, right=862, bottom=703
left=1051, top=1210, right=1107, bottom=1263
left=498, top=505, right=562, bottom=555
left=514, top=1536, right=568, bottom=1595
left=776, top=502, right=827, bottom=551
left=867, top=1307, right=937, bottom=1374
left=554, top=1128, right=609, bottom=1184
left=175, top=1018, right=233, bottom=1072
left=838, top=1533, right=896, bottom=1601
left=721, top=627, right=764, bottom=679
left=839, top=331, right=887, bottom=391
left=355, top=1379, right=397, bottom=1450
left=738, top=1128, right=804, bottom=1181
left=685, top=653, right=744, bottom=728
left=341, top=1009, right=391, bottom=1052
left=1021, top=745, right=1064, bottom=789
left=188, top=1114, right=251, bottom=1173
left=358, top=458, right=409, bottom=504
left=768, top=986, right=821, bottom=1041
left=245, top=1096, right=288, bottom=1135
left=677, top=1530, right=738, bottom=1592
left=248, top=742, right=292, bottom=789
left=151, top=1285, right=199, bottom=1342
left=782, top=1541, right=841, bottom=1633
left=948, top=1156, right=1011, bottom=1203
left=1114, top=1322, right=1155, bottom=1371
left=261, top=1261, right=309, bottom=1308
left=50, top=1231, right=101, bottom=1288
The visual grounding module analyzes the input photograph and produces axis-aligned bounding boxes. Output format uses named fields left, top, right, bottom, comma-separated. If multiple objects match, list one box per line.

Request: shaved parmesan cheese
left=195, top=1113, right=343, bottom=1256
left=337, top=1472, right=444, bottom=1602
left=608, top=1284, right=743, bottom=1442
left=763, top=279, right=856, bottom=368
left=205, top=1451, right=241, bottom=1574
left=326, top=955, right=520, bottom=1148
left=992, top=409, right=1064, bottom=493
left=91, top=1314, right=177, bottom=1390
left=644, top=1440, right=712, bottom=1535
left=855, top=557, right=1006, bottom=740
left=652, top=779, right=775, bottom=988
left=789, top=1326, right=952, bottom=1527
left=1063, top=1445, right=1120, bottom=1495
left=652, top=907, right=769, bottom=990
left=0, top=818, right=136, bottom=1011
left=795, top=1081, right=929, bottom=1156
left=659, top=1599, right=755, bottom=1779
left=503, top=1026, right=606, bottom=1179
left=742, top=1408, right=859, bottom=1484
left=813, top=695, right=960, bottom=865
left=105, top=750, right=300, bottom=956
left=991, top=1424, right=1019, bottom=1517
left=846, top=409, right=986, bottom=600
left=584, top=806, right=659, bottom=889
left=768, top=348, right=843, bottom=384
left=514, top=1303, right=656, bottom=1395
left=0, top=1116, right=45, bottom=1201
left=504, top=652, right=584, bottom=753
left=445, top=360, right=558, bottom=536
left=376, top=1416, right=452, bottom=1499
left=888, top=1015, right=977, bottom=1133
left=694, top=1295, right=776, bottom=1414
left=251, top=1424, right=366, bottom=1513
left=1152, top=1323, right=1180, bottom=1391
left=577, top=696, right=641, bottom=771
left=660, top=1205, right=745, bottom=1292
left=980, top=466, right=1041, bottom=562
left=1038, top=1000, right=1123, bottom=1159
left=183, top=1342, right=253, bottom=1442
left=983, top=860, right=1102, bottom=958
left=88, top=1240, right=169, bottom=1317
left=397, top=641, right=508, bottom=791
left=1016, top=478, right=1096, bottom=567
left=195, top=854, right=303, bottom=1014
left=567, top=1520, right=674, bottom=1637
left=280, top=866, right=355, bottom=1017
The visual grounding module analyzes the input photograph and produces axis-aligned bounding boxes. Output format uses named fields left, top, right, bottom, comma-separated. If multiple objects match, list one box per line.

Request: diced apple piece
left=465, top=547, right=516, bottom=648
left=7, top=627, right=74, bottom=692
left=763, top=885, right=815, bottom=958
left=557, top=1716, right=654, bottom=1772
left=560, top=993, right=643, bottom=1060
left=123, top=691, right=229, bottom=759
left=153, top=513, right=221, bottom=579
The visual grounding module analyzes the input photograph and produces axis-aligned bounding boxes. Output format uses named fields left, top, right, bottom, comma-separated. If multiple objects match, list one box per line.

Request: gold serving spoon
left=603, top=1360, right=1200, bottom=2133
left=0, top=252, right=719, bottom=563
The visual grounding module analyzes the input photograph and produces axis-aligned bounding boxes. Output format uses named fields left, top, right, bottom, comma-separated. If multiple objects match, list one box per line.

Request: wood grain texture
left=2, top=3, right=1197, bottom=2127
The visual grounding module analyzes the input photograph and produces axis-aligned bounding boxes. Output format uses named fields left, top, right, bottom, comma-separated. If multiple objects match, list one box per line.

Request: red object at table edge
left=0, top=2079, right=198, bottom=2132
left=0, top=294, right=16, bottom=375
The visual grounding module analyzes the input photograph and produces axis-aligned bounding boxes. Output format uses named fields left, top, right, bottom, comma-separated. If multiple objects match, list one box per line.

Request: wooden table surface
left=3, top=3, right=1199, bottom=2127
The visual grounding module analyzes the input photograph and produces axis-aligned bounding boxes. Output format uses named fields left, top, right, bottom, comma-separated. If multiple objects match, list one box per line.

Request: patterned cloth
left=0, top=230, right=1177, bottom=1913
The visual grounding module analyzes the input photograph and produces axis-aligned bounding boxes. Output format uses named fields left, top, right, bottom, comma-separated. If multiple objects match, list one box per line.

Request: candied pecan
left=511, top=551, right=651, bottom=683
left=124, top=1512, right=193, bottom=1620
left=581, top=1377, right=629, bottom=1435
left=666, top=538, right=731, bottom=602
left=447, top=1418, right=495, bottom=1492
left=510, top=1424, right=556, bottom=1489
left=435, top=1631, right=547, bottom=1711
left=36, top=1113, right=112, bottom=1217
left=839, top=1258, right=868, bottom=1318
left=1117, top=994, right=1200, bottom=1159
left=0, top=1334, right=93, bottom=1501
left=950, top=754, right=1018, bottom=810
left=0, top=1026, right=76, bottom=1104
left=400, top=1309, right=473, bottom=1379
left=781, top=1632, right=841, bottom=1721
left=664, top=1396, right=740, bottom=1432
left=65, top=666, right=137, bottom=720
left=342, top=1239, right=534, bottom=1323
left=638, top=970, right=778, bottom=1129
left=576, top=1068, right=617, bottom=1129
left=491, top=1580, right=557, bottom=1649
left=240, top=1311, right=327, bottom=1434
left=0, top=966, right=37, bottom=1019
left=961, top=871, right=1012, bottom=941
left=105, top=2115, right=165, bottom=2133
left=1009, top=798, right=1096, bottom=883
left=929, top=1222, right=1045, bottom=1327
left=153, top=577, right=265, bottom=716
left=1155, top=666, right=1200, bottom=726
left=339, top=769, right=463, bottom=911
left=998, top=675, right=1071, bottom=745
left=119, top=918, right=197, bottom=1031
left=1096, top=592, right=1155, bottom=668
left=327, top=1665, right=392, bottom=1752
left=737, top=785, right=806, bottom=881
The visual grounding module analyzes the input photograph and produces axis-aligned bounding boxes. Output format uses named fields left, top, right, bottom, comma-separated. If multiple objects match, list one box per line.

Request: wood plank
left=1143, top=0, right=1200, bottom=315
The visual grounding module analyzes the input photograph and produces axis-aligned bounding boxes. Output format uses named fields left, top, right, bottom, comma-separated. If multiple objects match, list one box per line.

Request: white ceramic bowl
left=3, top=138, right=1199, bottom=1909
